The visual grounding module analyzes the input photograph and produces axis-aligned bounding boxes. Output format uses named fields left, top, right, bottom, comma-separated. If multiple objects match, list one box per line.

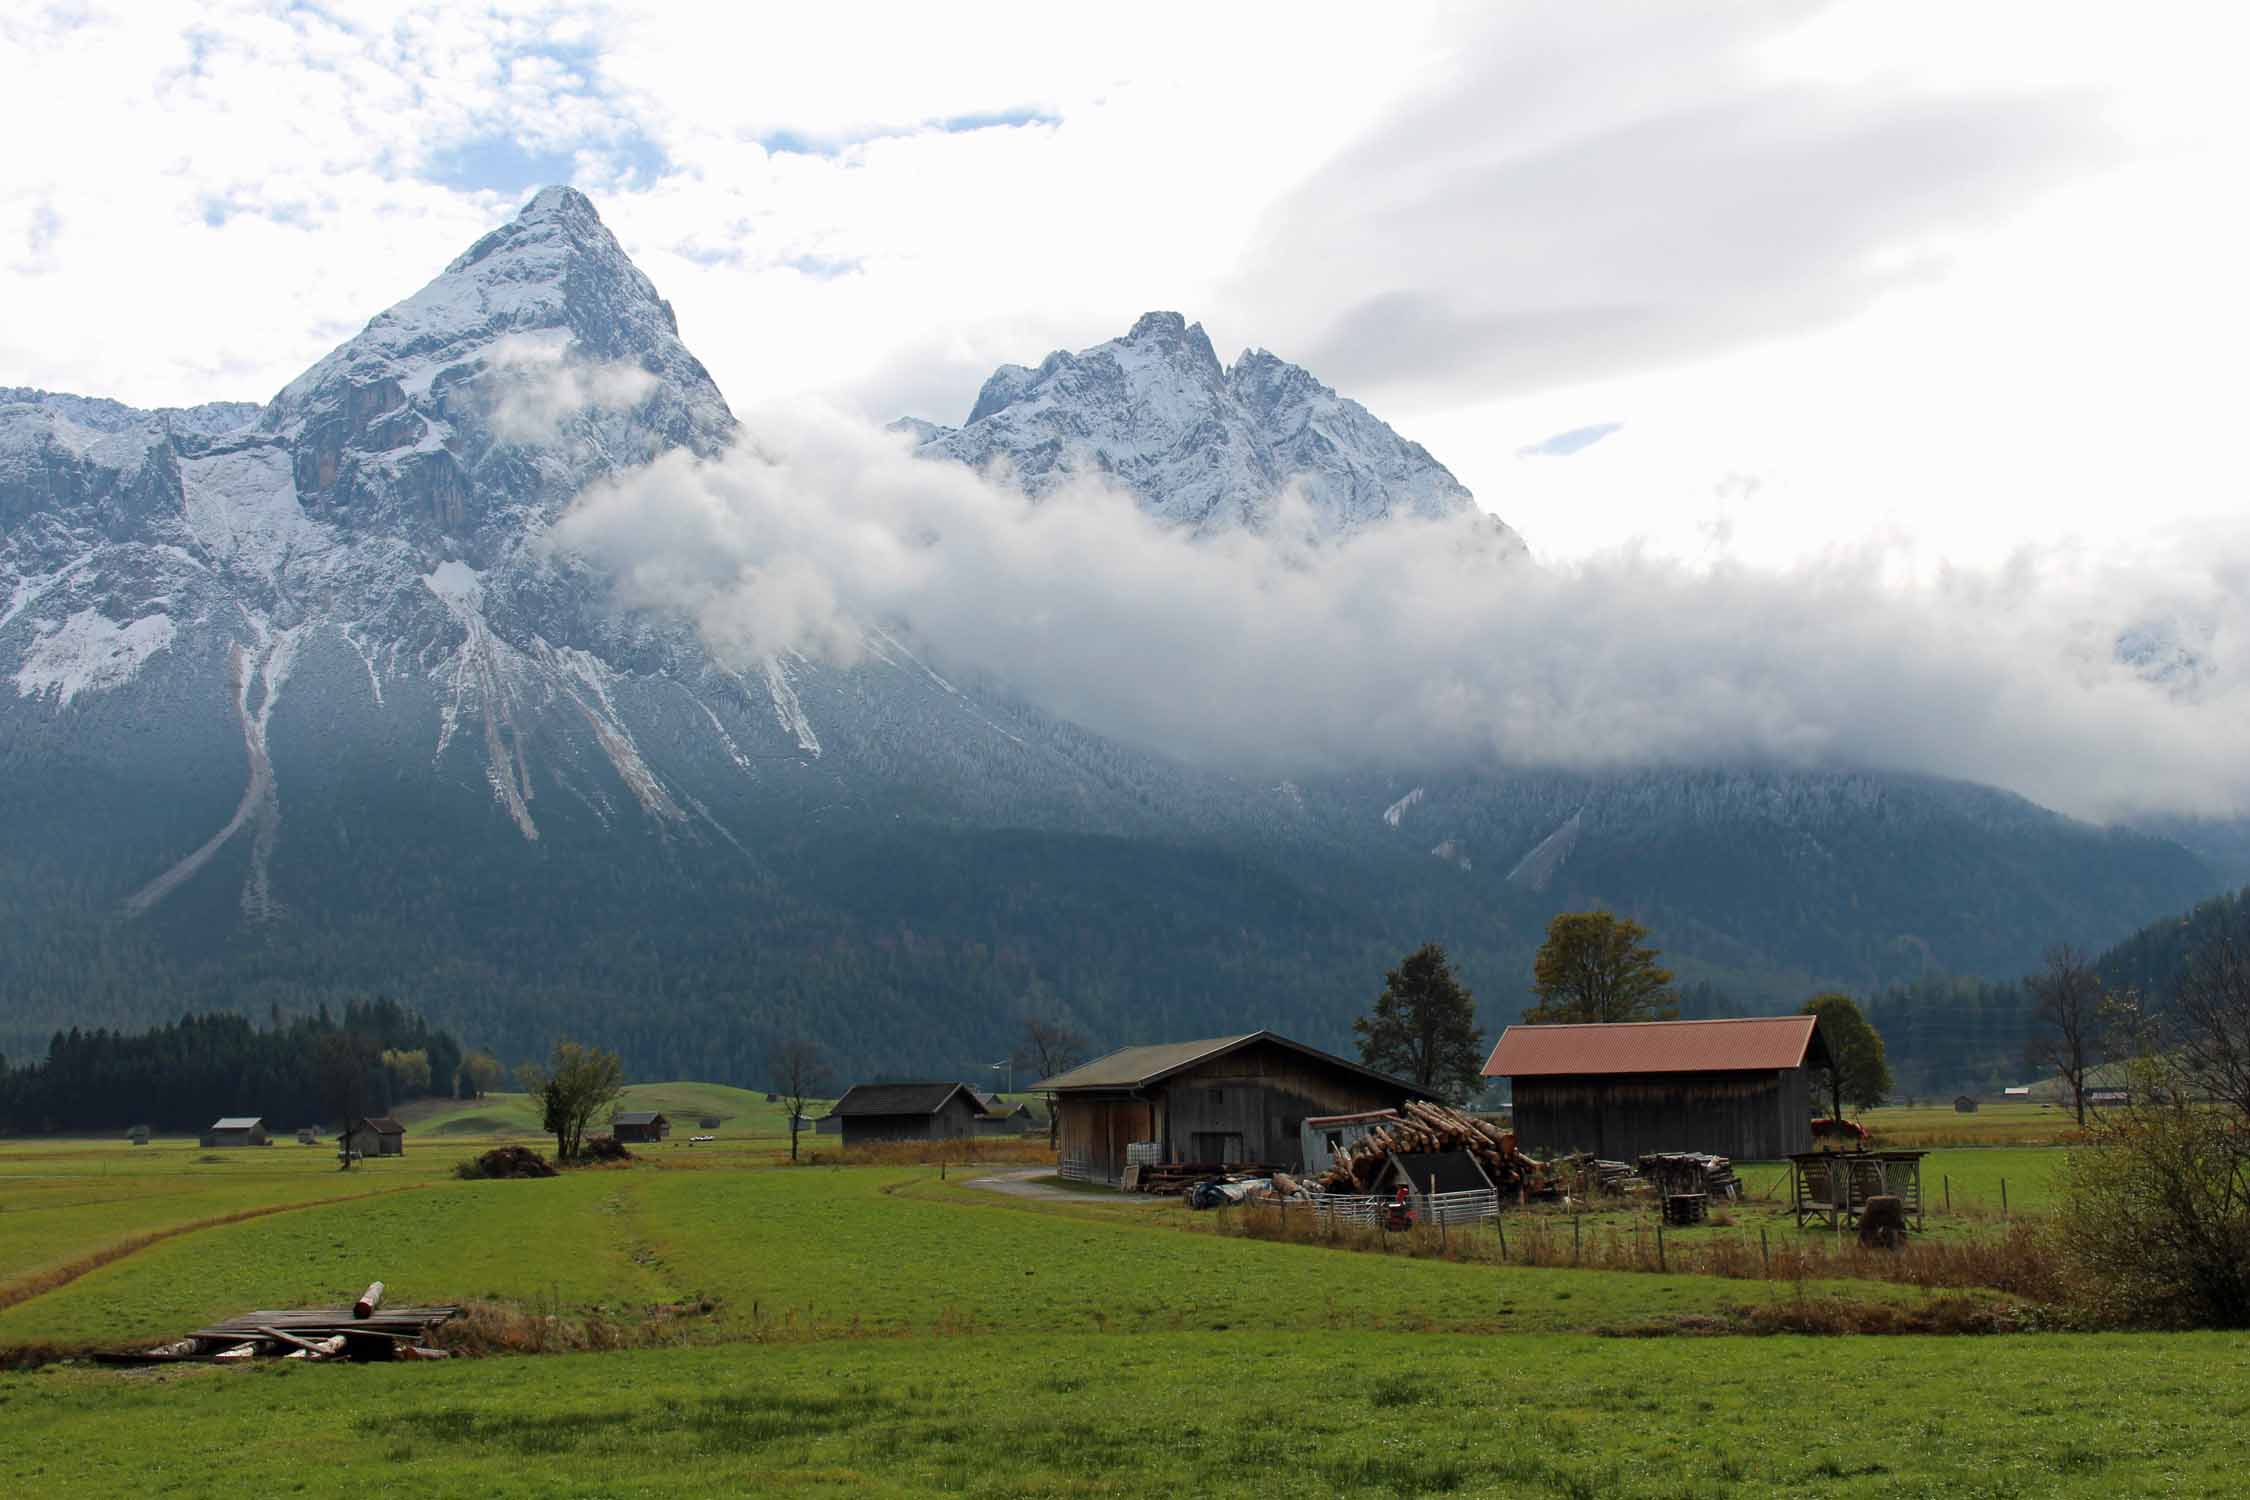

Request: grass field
left=0, top=1114, right=2237, bottom=1498
left=7, top=1330, right=2248, bottom=1498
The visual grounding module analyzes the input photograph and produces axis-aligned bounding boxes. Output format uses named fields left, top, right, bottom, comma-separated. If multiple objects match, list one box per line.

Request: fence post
left=1760, top=1227, right=1770, bottom=1276
left=2001, top=1178, right=2008, bottom=1219
left=1573, top=1212, right=1582, bottom=1266
left=1657, top=1221, right=1666, bottom=1274
left=1944, top=1174, right=1950, bottom=1213
left=1496, top=1214, right=1508, bottom=1264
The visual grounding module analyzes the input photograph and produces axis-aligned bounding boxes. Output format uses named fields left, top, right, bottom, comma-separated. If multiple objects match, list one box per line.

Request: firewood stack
left=1636, top=1152, right=1739, bottom=1199
left=1314, top=1100, right=1552, bottom=1196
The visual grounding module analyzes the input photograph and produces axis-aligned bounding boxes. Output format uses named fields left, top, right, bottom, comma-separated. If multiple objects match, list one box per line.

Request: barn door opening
left=1191, top=1131, right=1245, bottom=1165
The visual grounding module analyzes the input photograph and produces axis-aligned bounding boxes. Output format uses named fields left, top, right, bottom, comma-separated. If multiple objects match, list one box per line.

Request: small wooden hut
left=612, top=1111, right=671, bottom=1143
left=828, top=1083, right=988, bottom=1146
left=340, top=1117, right=405, bottom=1157
left=127, top=1125, right=150, bottom=1146
left=1953, top=1095, right=1979, bottom=1113
left=201, top=1116, right=269, bottom=1147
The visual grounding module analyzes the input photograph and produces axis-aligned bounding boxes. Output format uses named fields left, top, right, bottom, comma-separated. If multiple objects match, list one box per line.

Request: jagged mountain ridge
left=0, top=187, right=2223, bottom=1084
left=907, top=311, right=1523, bottom=547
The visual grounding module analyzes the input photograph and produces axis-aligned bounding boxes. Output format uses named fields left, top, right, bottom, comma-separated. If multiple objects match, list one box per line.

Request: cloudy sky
left=6, top=1, right=2243, bottom=570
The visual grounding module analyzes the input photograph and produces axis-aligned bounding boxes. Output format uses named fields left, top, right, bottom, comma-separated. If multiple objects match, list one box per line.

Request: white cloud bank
left=554, top=405, right=2250, bottom=826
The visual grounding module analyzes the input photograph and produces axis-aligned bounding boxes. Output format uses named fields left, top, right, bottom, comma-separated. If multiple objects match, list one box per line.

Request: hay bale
left=1858, top=1194, right=1908, bottom=1250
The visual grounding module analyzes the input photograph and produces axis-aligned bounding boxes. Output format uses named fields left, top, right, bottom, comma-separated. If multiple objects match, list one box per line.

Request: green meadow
left=1, top=1103, right=2241, bottom=1498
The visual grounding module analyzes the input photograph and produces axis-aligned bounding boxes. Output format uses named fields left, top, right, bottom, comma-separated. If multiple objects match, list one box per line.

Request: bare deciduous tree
left=770, top=1038, right=832, bottom=1164
left=2027, top=944, right=2107, bottom=1127
left=2173, top=937, right=2250, bottom=1121
left=1014, top=1017, right=1090, bottom=1146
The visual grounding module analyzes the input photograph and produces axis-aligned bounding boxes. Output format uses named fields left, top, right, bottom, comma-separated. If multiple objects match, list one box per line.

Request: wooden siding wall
left=1511, top=1069, right=1813, bottom=1161
left=1158, top=1041, right=1416, bottom=1170
left=1056, top=1095, right=1155, bottom=1182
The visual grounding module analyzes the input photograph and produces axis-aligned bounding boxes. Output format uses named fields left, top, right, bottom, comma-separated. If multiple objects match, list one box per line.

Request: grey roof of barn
left=830, top=1082, right=983, bottom=1117
left=210, top=1116, right=264, bottom=1130
left=1032, top=1031, right=1424, bottom=1097
left=614, top=1110, right=668, bottom=1126
left=350, top=1116, right=405, bottom=1134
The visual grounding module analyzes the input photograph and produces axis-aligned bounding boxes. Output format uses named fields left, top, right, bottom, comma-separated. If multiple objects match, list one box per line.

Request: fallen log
left=353, top=1281, right=385, bottom=1319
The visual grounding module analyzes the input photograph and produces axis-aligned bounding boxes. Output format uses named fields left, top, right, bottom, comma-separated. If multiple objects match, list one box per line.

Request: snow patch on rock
left=14, top=608, right=176, bottom=706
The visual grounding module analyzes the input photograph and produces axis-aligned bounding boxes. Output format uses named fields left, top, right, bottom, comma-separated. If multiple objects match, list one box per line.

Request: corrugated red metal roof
left=1483, top=1017, right=1825, bottom=1077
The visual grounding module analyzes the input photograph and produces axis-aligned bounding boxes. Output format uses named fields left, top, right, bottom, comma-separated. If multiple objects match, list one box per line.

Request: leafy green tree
left=382, top=1047, right=431, bottom=1097
left=1523, top=912, right=1678, bottom=1024
left=1800, top=992, right=1894, bottom=1117
left=457, top=1050, right=503, bottom=1100
left=1354, top=943, right=1487, bottom=1103
left=520, top=1040, right=624, bottom=1162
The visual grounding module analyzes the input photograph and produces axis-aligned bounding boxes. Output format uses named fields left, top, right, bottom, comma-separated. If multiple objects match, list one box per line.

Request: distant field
left=7, top=1330, right=2248, bottom=1498
left=1861, top=1100, right=2079, bottom=1148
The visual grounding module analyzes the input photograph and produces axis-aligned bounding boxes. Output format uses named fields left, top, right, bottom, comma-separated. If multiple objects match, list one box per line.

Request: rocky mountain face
left=0, top=188, right=2223, bottom=1085
left=907, top=311, right=1522, bottom=547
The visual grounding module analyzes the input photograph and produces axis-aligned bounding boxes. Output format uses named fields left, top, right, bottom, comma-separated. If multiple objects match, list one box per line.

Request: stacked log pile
left=97, top=1282, right=458, bottom=1365
left=1636, top=1152, right=1739, bottom=1199
left=1314, top=1100, right=1552, bottom=1195
left=1543, top=1153, right=1635, bottom=1195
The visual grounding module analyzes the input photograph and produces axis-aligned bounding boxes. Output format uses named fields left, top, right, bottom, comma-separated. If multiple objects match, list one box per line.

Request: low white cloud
left=554, top=404, right=2250, bottom=825
left=483, top=334, right=657, bottom=444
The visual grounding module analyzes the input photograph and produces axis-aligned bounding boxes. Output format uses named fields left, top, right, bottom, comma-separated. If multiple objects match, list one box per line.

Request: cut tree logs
left=97, top=1296, right=458, bottom=1366
left=1313, top=1101, right=1554, bottom=1197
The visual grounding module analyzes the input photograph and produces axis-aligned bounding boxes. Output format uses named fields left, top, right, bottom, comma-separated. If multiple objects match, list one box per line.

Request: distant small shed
left=201, top=1116, right=269, bottom=1148
left=613, top=1110, right=671, bottom=1143
left=296, top=1126, right=321, bottom=1145
left=127, top=1125, right=150, bottom=1146
left=814, top=1111, right=843, bottom=1136
left=970, top=1092, right=1035, bottom=1135
left=1953, top=1095, right=1979, bottom=1114
left=829, top=1083, right=988, bottom=1146
left=698, top=1115, right=723, bottom=1130
left=340, top=1117, right=405, bottom=1157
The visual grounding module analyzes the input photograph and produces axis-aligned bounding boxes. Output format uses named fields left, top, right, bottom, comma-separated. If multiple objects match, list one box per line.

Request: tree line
left=0, top=999, right=478, bottom=1134
left=1352, top=911, right=1893, bottom=1111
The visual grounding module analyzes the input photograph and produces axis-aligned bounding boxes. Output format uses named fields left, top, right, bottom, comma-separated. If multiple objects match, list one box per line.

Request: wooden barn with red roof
left=1484, top=1016, right=1832, bottom=1161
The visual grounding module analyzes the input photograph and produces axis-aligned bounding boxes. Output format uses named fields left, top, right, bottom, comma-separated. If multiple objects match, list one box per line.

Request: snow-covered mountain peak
left=257, top=185, right=732, bottom=545
left=912, top=315, right=1518, bottom=544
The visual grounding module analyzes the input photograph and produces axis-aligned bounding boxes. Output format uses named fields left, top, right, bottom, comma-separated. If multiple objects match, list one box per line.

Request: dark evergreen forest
left=0, top=998, right=465, bottom=1133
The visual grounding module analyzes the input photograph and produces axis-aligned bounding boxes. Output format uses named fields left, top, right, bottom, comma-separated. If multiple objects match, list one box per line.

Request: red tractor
left=1383, top=1184, right=1417, bottom=1233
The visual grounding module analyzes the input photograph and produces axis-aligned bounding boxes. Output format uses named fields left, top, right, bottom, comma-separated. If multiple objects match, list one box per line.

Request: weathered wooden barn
left=341, top=1116, right=405, bottom=1157
left=828, top=1083, right=989, bottom=1146
left=1035, top=1032, right=1427, bottom=1185
left=612, top=1111, right=671, bottom=1143
left=127, top=1125, right=150, bottom=1146
left=1954, top=1095, right=1979, bottom=1113
left=1484, top=1017, right=1832, bottom=1161
left=201, top=1116, right=269, bottom=1147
